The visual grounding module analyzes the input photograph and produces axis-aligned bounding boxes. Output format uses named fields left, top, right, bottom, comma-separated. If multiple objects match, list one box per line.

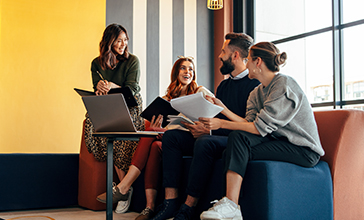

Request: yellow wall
left=0, top=0, right=105, bottom=153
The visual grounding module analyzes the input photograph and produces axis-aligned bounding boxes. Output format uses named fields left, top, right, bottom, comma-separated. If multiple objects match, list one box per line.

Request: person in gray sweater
left=199, top=42, right=325, bottom=220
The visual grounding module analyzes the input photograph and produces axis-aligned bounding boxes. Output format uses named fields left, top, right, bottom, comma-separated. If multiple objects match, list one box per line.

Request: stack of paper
left=167, top=115, right=195, bottom=127
left=170, top=92, right=223, bottom=121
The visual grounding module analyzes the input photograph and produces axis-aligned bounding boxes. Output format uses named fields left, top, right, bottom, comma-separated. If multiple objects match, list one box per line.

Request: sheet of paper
left=170, top=92, right=223, bottom=121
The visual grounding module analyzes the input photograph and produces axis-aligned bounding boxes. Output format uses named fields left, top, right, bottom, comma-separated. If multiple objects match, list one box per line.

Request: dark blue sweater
left=213, top=75, right=260, bottom=135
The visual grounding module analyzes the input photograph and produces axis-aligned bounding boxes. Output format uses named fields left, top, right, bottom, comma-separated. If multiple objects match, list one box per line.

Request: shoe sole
left=96, top=197, right=106, bottom=204
left=115, top=187, right=133, bottom=214
left=200, top=214, right=242, bottom=220
left=200, top=218, right=242, bottom=220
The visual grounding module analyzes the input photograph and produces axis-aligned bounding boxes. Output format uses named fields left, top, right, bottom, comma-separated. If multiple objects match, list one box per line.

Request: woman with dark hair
left=97, top=56, right=213, bottom=219
left=199, top=42, right=324, bottom=220
left=83, top=23, right=144, bottom=213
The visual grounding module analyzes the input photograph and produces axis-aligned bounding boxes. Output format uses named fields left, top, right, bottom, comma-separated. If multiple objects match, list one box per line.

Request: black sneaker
left=151, top=198, right=179, bottom=220
left=173, top=204, right=195, bottom=220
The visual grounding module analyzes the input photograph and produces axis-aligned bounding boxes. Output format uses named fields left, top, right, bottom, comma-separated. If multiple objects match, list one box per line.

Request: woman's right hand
left=207, top=96, right=228, bottom=110
left=96, top=80, right=110, bottom=96
left=150, top=114, right=163, bottom=128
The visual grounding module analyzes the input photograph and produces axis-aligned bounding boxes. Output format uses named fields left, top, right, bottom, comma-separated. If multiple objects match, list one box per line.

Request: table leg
left=106, top=138, right=114, bottom=220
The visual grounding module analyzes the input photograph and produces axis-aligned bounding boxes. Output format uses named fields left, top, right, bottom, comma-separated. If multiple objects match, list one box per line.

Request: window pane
left=343, top=24, right=364, bottom=102
left=276, top=32, right=333, bottom=104
left=343, top=104, right=364, bottom=111
left=256, top=0, right=332, bottom=42
left=342, top=0, right=364, bottom=24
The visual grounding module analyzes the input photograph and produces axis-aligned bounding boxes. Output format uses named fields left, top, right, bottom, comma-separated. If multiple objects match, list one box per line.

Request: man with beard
left=151, top=33, right=260, bottom=220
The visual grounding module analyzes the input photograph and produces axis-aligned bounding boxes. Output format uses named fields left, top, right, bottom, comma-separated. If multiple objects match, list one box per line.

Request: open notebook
left=140, top=96, right=179, bottom=127
left=75, top=87, right=137, bottom=108
left=81, top=93, right=161, bottom=134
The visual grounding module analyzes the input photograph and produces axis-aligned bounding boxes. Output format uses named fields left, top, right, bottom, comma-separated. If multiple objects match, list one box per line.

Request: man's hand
left=182, top=121, right=210, bottom=138
left=199, top=117, right=222, bottom=130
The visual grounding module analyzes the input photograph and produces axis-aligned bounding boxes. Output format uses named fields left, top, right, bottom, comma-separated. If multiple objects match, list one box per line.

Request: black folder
left=141, top=97, right=179, bottom=127
left=74, top=87, right=137, bottom=108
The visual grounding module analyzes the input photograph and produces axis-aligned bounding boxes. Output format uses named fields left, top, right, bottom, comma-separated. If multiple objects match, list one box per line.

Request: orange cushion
left=314, top=109, right=364, bottom=219
left=78, top=119, right=150, bottom=210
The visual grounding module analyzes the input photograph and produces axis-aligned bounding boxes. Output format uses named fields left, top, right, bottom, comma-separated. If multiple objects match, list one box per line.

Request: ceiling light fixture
left=207, top=0, right=223, bottom=10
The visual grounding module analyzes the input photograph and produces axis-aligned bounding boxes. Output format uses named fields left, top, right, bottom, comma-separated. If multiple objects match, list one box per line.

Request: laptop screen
left=81, top=94, right=137, bottom=132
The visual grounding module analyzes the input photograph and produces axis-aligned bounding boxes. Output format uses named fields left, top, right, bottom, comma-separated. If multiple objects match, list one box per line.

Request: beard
left=220, top=56, right=235, bottom=75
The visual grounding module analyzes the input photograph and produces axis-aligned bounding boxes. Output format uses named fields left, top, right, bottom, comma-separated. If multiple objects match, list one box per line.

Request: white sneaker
left=200, top=197, right=243, bottom=220
left=114, top=186, right=133, bottom=214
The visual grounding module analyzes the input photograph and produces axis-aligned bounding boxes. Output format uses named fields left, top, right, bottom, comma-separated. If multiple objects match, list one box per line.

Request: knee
left=162, top=130, right=177, bottom=142
left=146, top=127, right=166, bottom=132
left=228, top=130, right=252, bottom=145
left=226, top=131, right=251, bottom=155
left=162, top=130, right=185, bottom=150
left=161, top=130, right=175, bottom=150
left=228, top=130, right=243, bottom=140
left=194, top=136, right=214, bottom=156
left=145, top=127, right=159, bottom=131
left=150, top=141, right=162, bottom=154
left=145, top=127, right=155, bottom=132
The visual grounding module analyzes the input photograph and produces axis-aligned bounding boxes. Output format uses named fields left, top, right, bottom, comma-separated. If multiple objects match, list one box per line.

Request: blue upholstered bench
left=130, top=158, right=333, bottom=220
left=0, top=153, right=79, bottom=211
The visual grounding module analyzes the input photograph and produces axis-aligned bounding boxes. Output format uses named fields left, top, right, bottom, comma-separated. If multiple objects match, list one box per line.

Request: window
left=313, top=85, right=331, bottom=102
left=343, top=24, right=364, bottom=101
left=352, top=81, right=364, bottom=98
left=255, top=0, right=364, bottom=109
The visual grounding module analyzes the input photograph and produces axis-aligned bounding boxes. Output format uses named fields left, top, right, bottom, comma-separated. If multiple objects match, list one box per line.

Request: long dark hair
left=165, top=57, right=198, bottom=101
left=98, top=24, right=129, bottom=70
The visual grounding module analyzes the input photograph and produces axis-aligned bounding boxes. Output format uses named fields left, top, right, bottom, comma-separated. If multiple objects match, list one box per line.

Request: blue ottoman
left=241, top=160, right=333, bottom=220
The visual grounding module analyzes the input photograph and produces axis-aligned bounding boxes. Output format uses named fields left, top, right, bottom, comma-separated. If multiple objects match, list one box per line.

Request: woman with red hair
left=97, top=56, right=213, bottom=220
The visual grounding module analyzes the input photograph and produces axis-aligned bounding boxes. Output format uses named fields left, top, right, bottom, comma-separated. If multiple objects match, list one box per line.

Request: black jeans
left=223, top=130, right=320, bottom=178
left=162, top=129, right=228, bottom=198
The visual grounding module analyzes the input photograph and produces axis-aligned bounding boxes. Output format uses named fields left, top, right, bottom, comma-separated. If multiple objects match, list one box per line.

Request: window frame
left=236, top=0, right=364, bottom=109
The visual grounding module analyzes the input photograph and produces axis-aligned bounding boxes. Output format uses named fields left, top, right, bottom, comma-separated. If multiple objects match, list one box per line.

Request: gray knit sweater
left=245, top=73, right=324, bottom=156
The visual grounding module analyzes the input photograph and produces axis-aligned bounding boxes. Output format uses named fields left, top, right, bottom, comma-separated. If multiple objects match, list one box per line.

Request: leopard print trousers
left=84, top=93, right=145, bottom=172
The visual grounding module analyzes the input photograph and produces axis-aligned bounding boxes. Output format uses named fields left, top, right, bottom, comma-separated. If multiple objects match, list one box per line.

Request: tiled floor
left=0, top=207, right=139, bottom=220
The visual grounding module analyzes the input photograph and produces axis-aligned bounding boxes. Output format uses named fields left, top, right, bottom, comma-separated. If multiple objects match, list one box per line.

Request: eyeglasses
left=178, top=55, right=194, bottom=60
left=243, top=58, right=249, bottom=64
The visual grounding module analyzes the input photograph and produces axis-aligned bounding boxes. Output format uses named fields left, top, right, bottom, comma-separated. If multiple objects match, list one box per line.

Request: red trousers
left=130, top=127, right=165, bottom=190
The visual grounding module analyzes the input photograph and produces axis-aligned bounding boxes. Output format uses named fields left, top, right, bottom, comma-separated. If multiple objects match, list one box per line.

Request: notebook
left=140, top=96, right=179, bottom=127
left=81, top=93, right=161, bottom=134
left=75, top=87, right=137, bottom=108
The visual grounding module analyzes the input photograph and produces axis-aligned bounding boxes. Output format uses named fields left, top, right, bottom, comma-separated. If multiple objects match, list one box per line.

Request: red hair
left=165, top=57, right=198, bottom=101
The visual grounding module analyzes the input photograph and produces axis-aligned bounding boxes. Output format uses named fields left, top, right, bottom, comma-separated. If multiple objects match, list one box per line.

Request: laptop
left=81, top=93, right=161, bottom=135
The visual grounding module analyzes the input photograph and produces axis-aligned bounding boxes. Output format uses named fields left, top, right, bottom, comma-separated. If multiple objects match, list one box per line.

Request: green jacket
left=90, top=53, right=141, bottom=95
